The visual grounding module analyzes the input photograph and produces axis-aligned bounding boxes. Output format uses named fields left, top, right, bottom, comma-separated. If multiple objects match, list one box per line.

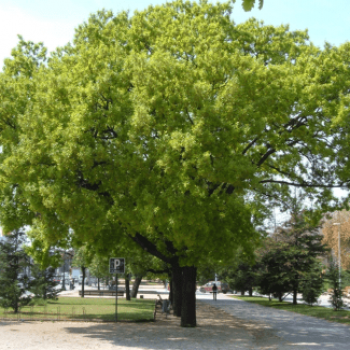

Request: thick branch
left=77, top=176, right=114, bottom=204
left=126, top=232, right=173, bottom=264
left=220, top=182, right=235, bottom=195
left=266, top=164, right=293, bottom=178
left=242, top=137, right=259, bottom=155
left=259, top=179, right=350, bottom=188
left=257, top=148, right=276, bottom=167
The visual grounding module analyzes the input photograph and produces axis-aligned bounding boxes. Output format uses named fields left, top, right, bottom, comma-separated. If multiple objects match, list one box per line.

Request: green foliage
left=25, top=231, right=63, bottom=270
left=197, top=262, right=218, bottom=285
left=239, top=0, right=264, bottom=11
left=0, top=230, right=31, bottom=312
left=325, top=262, right=344, bottom=311
left=29, top=265, right=59, bottom=300
left=88, top=255, right=111, bottom=281
left=256, top=241, right=292, bottom=300
left=72, top=246, right=90, bottom=270
left=300, top=265, right=324, bottom=306
left=228, top=262, right=257, bottom=295
left=256, top=203, right=328, bottom=303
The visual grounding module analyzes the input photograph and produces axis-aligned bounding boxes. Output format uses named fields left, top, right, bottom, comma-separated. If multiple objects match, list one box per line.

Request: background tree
left=255, top=195, right=328, bottom=304
left=229, top=263, right=257, bottom=296
left=300, top=264, right=324, bottom=306
left=321, top=210, right=350, bottom=270
left=256, top=239, right=293, bottom=302
left=216, top=249, right=260, bottom=297
left=29, top=265, right=59, bottom=300
left=88, top=255, right=111, bottom=291
left=2, top=0, right=350, bottom=327
left=0, top=229, right=31, bottom=313
left=269, top=192, right=328, bottom=305
left=325, top=261, right=344, bottom=310
left=72, top=245, right=90, bottom=298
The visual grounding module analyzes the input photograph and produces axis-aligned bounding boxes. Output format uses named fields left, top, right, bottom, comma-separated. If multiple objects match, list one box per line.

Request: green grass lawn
left=233, top=296, right=350, bottom=325
left=0, top=297, right=155, bottom=322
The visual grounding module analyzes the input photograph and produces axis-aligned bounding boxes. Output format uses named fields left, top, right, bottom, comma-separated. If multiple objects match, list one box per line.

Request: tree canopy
left=2, top=0, right=349, bottom=256
left=0, top=0, right=350, bottom=326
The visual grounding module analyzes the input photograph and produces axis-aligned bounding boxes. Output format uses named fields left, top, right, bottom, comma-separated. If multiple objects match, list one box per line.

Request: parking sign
left=109, top=258, right=125, bottom=274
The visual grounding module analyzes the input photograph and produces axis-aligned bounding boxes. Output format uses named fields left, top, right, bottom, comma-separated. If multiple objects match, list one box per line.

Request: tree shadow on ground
left=63, top=302, right=262, bottom=349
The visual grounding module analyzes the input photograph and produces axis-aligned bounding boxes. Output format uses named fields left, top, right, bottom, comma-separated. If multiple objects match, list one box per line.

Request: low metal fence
left=0, top=302, right=157, bottom=323
left=0, top=306, right=91, bottom=322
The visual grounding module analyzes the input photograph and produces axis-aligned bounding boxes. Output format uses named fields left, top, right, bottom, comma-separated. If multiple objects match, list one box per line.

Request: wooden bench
left=79, top=290, right=124, bottom=297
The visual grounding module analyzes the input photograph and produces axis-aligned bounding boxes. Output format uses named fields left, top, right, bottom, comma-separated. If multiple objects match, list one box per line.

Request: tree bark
left=249, top=287, right=253, bottom=297
left=169, top=278, right=173, bottom=305
left=181, top=266, right=197, bottom=327
left=131, top=275, right=142, bottom=298
left=241, top=290, right=245, bottom=296
left=293, top=285, right=298, bottom=305
left=98, top=277, right=100, bottom=291
left=125, top=274, right=131, bottom=301
left=14, top=256, right=19, bottom=313
left=172, top=264, right=183, bottom=317
left=81, top=266, right=86, bottom=298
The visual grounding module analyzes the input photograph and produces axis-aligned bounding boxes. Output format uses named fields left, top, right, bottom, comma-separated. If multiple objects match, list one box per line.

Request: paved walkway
left=201, top=294, right=350, bottom=349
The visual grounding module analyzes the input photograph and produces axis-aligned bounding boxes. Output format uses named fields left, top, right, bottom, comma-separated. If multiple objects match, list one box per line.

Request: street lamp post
left=333, top=222, right=342, bottom=288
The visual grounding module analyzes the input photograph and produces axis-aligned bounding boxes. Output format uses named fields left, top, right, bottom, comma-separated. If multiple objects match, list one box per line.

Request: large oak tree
left=1, top=0, right=350, bottom=326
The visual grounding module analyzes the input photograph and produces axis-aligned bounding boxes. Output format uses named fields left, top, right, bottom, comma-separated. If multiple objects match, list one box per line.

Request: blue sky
left=1, top=0, right=350, bottom=66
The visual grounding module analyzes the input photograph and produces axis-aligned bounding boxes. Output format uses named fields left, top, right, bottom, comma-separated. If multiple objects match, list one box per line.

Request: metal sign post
left=109, top=258, right=125, bottom=322
left=115, top=272, right=118, bottom=322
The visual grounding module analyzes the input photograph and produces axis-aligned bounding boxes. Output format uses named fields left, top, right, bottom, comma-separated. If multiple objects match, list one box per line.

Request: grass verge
left=0, top=297, right=155, bottom=322
left=233, top=296, right=350, bottom=325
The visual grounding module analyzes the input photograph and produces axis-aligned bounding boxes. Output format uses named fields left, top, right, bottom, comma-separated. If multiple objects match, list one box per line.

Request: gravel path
left=1, top=294, right=349, bottom=349
left=201, top=294, right=350, bottom=350
left=0, top=301, right=256, bottom=350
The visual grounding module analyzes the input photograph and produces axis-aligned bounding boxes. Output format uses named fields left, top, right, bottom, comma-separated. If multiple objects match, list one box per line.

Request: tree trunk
left=249, top=287, right=253, bottom=297
left=293, top=285, right=298, bottom=305
left=181, top=266, right=197, bottom=327
left=278, top=292, right=282, bottom=302
left=14, top=257, right=19, bottom=313
left=98, top=277, right=100, bottom=291
left=14, top=292, right=19, bottom=314
left=169, top=278, right=173, bottom=305
left=125, top=274, right=131, bottom=301
left=241, top=290, right=245, bottom=296
left=131, top=275, right=142, bottom=298
left=172, top=264, right=183, bottom=317
left=81, top=266, right=86, bottom=298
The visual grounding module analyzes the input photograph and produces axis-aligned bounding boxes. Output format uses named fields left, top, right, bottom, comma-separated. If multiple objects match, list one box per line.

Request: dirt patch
left=156, top=301, right=282, bottom=349
left=0, top=301, right=281, bottom=350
